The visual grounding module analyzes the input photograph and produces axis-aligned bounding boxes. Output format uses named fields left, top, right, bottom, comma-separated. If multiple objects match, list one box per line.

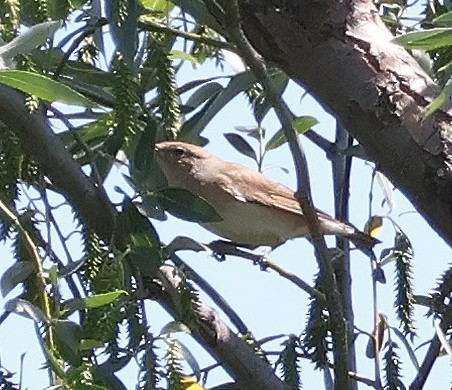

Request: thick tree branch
left=237, top=0, right=452, bottom=247
left=0, top=86, right=290, bottom=388
left=147, top=265, right=290, bottom=390
left=0, top=85, right=115, bottom=238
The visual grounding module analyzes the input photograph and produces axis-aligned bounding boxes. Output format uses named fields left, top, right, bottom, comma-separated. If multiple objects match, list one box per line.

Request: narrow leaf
left=0, top=21, right=61, bottom=64
left=156, top=187, right=222, bottom=223
left=180, top=71, right=256, bottom=140
left=0, top=70, right=97, bottom=107
left=393, top=28, right=452, bottom=50
left=433, top=11, right=452, bottom=27
left=65, top=291, right=127, bottom=311
left=422, top=77, right=452, bottom=119
left=375, top=171, right=395, bottom=213
left=160, top=321, right=191, bottom=335
left=1, top=261, right=35, bottom=297
left=435, top=321, right=452, bottom=356
left=166, top=236, right=206, bottom=254
left=266, top=116, right=319, bottom=150
left=224, top=133, right=257, bottom=162
left=170, top=50, right=200, bottom=64
left=53, top=319, right=82, bottom=365
left=5, top=298, right=48, bottom=323
left=83, top=291, right=127, bottom=308
left=185, top=82, right=223, bottom=108
left=390, top=326, right=420, bottom=370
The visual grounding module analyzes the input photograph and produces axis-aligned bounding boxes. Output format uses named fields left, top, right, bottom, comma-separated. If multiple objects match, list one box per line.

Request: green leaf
left=266, top=116, right=319, bottom=150
left=115, top=199, right=161, bottom=249
left=64, top=291, right=127, bottom=311
left=141, top=0, right=173, bottom=13
left=0, top=21, right=61, bottom=67
left=422, top=78, right=452, bottom=119
left=293, top=116, right=319, bottom=133
left=134, top=118, right=157, bottom=171
left=134, top=195, right=167, bottom=221
left=0, top=70, right=97, bottom=107
left=156, top=187, right=223, bottom=223
left=60, top=76, right=115, bottom=107
left=342, top=144, right=369, bottom=160
left=5, top=298, right=48, bottom=323
left=185, top=82, right=223, bottom=109
left=224, top=133, right=257, bottom=162
left=392, top=28, right=452, bottom=50
left=433, top=11, right=452, bottom=27
left=180, top=71, right=256, bottom=141
left=178, top=75, right=227, bottom=95
left=80, top=339, right=104, bottom=351
left=1, top=261, right=35, bottom=297
left=53, top=320, right=82, bottom=365
left=84, top=291, right=127, bottom=308
left=166, top=236, right=206, bottom=255
left=169, top=50, right=200, bottom=64
left=128, top=245, right=162, bottom=277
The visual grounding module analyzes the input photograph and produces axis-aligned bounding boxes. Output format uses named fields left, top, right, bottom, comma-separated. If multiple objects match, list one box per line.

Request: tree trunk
left=239, top=0, right=452, bottom=247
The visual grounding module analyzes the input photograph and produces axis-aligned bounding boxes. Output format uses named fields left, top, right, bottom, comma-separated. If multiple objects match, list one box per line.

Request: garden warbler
left=154, top=141, right=379, bottom=253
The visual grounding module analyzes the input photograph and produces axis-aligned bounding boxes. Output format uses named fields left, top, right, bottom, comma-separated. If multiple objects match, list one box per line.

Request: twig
left=205, top=240, right=326, bottom=304
left=332, top=121, right=358, bottom=389
left=0, top=85, right=115, bottom=238
left=368, top=168, right=382, bottom=387
left=410, top=303, right=452, bottom=389
left=138, top=20, right=236, bottom=53
left=0, top=196, right=54, bottom=350
left=171, top=252, right=250, bottom=335
left=221, top=2, right=350, bottom=388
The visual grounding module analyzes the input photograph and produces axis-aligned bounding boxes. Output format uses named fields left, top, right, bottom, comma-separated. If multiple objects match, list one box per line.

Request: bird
left=154, top=141, right=379, bottom=253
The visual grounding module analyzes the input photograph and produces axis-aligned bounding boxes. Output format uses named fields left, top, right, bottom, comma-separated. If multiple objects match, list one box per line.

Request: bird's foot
left=206, top=240, right=269, bottom=270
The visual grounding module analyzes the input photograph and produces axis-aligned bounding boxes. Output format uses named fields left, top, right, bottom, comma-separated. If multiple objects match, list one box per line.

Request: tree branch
left=0, top=85, right=115, bottom=238
left=146, top=265, right=290, bottom=390
left=238, top=0, right=452, bottom=248
left=221, top=1, right=352, bottom=387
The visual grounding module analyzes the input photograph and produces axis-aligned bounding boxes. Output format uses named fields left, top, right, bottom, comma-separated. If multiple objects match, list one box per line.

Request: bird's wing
left=215, top=162, right=348, bottom=226
left=215, top=163, right=304, bottom=214
left=211, top=160, right=379, bottom=252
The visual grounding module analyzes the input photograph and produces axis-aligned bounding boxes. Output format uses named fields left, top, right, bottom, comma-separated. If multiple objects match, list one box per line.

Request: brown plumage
left=154, top=141, right=379, bottom=253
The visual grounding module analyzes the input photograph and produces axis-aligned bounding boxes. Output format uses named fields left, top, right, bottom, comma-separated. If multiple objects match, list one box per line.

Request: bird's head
left=154, top=141, right=211, bottom=186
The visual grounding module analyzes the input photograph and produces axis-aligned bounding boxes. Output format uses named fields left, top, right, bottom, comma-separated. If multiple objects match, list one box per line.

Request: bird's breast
left=201, top=198, right=309, bottom=248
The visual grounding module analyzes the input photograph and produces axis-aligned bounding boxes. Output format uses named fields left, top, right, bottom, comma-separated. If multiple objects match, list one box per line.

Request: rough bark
left=238, top=0, right=452, bottom=247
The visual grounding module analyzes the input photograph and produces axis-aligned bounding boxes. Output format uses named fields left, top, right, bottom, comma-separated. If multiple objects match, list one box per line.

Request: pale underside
left=155, top=144, right=357, bottom=248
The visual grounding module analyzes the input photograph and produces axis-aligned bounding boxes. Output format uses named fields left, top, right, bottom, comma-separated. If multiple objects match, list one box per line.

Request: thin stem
left=205, top=241, right=326, bottom=304
left=368, top=170, right=382, bottom=387
left=222, top=2, right=350, bottom=388
left=138, top=20, right=236, bottom=52
left=332, top=121, right=357, bottom=390
left=0, top=196, right=55, bottom=351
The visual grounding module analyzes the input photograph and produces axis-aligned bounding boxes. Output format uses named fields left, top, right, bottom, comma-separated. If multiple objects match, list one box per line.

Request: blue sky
left=0, top=4, right=451, bottom=389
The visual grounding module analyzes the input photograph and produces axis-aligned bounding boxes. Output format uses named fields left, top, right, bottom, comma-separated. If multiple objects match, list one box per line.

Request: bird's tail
left=344, top=230, right=380, bottom=258
left=317, top=213, right=380, bottom=257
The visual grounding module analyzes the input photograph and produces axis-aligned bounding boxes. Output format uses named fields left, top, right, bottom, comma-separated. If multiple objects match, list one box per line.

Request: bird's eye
left=173, top=147, right=185, bottom=158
